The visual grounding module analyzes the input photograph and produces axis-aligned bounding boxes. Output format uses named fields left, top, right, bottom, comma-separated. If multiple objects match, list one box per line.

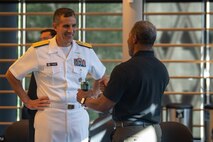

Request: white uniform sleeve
left=89, top=49, right=106, bottom=80
left=9, top=47, right=39, bottom=80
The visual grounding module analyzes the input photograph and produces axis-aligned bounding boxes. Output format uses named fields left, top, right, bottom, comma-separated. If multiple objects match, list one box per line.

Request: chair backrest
left=160, top=121, right=193, bottom=142
left=4, top=120, right=30, bottom=142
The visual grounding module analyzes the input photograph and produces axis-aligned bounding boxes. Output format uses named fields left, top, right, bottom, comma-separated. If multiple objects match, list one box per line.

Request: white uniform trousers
left=34, top=107, right=89, bottom=142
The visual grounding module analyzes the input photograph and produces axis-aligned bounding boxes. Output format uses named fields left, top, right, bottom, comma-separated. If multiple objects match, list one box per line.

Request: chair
left=160, top=121, right=193, bottom=142
left=89, top=113, right=114, bottom=142
left=4, top=119, right=30, bottom=142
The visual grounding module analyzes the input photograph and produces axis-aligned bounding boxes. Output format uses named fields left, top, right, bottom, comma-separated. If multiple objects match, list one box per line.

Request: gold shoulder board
left=76, top=41, right=92, bottom=49
left=32, top=40, right=49, bottom=48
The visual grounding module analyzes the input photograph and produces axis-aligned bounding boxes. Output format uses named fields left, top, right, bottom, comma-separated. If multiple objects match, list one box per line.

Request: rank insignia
left=76, top=41, right=92, bottom=49
left=74, top=58, right=86, bottom=67
left=32, top=40, right=49, bottom=48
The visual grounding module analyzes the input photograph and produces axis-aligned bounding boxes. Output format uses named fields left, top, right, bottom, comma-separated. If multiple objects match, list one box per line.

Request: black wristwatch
left=80, top=97, right=87, bottom=105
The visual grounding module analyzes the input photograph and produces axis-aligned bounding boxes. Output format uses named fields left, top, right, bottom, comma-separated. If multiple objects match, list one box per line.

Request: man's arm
left=90, top=79, right=101, bottom=97
left=77, top=75, right=112, bottom=112
left=6, top=70, right=50, bottom=110
left=6, top=70, right=30, bottom=104
left=77, top=90, right=115, bottom=113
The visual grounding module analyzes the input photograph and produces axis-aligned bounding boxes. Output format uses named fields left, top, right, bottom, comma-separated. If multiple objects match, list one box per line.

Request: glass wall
left=144, top=1, right=212, bottom=139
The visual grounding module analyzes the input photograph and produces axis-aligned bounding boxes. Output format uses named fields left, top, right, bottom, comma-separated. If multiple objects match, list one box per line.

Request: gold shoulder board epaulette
left=76, top=41, right=92, bottom=49
left=32, top=40, right=49, bottom=48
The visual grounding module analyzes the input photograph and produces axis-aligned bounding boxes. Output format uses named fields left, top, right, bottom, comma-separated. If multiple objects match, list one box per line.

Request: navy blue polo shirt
left=103, top=51, right=169, bottom=123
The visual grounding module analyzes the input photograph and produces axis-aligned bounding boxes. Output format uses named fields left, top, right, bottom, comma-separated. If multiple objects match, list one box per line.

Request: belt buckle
left=67, top=104, right=74, bottom=109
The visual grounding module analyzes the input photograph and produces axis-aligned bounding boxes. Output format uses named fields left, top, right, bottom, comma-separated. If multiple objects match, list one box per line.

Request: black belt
left=67, top=104, right=75, bottom=109
left=49, top=103, right=82, bottom=110
left=115, top=121, right=153, bottom=128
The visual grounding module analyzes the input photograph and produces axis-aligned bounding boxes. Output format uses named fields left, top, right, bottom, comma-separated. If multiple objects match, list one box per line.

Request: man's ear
left=132, top=35, right=137, bottom=44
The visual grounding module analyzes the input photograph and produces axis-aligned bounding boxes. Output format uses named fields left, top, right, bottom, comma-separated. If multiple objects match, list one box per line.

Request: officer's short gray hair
left=53, top=8, right=76, bottom=24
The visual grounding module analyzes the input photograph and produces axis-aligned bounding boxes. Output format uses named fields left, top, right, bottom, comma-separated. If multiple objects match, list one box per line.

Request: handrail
left=0, top=122, right=13, bottom=125
left=0, top=90, right=15, bottom=94
left=3, top=27, right=213, bottom=32
left=0, top=59, right=16, bottom=62
left=161, top=60, right=213, bottom=63
left=157, top=28, right=205, bottom=31
left=0, top=12, right=122, bottom=16
left=169, top=76, right=213, bottom=79
left=0, top=106, right=22, bottom=109
left=164, top=92, right=212, bottom=95
left=144, top=12, right=205, bottom=15
left=0, top=27, right=122, bottom=31
left=145, top=12, right=213, bottom=16
left=154, top=43, right=204, bottom=47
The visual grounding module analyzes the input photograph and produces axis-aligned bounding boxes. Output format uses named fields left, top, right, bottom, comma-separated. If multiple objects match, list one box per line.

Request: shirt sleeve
left=89, top=49, right=106, bottom=80
left=9, top=47, right=39, bottom=80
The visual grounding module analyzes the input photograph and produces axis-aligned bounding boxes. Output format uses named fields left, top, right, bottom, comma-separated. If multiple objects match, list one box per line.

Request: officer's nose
left=68, top=27, right=74, bottom=33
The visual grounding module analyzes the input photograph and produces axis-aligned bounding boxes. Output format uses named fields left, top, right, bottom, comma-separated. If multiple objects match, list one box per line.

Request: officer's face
left=54, top=15, right=77, bottom=47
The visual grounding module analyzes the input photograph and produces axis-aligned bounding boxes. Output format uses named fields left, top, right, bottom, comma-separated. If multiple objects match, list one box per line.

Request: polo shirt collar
left=133, top=50, right=154, bottom=57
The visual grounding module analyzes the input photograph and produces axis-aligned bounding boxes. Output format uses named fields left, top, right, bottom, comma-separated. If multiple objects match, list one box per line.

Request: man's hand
left=77, top=89, right=93, bottom=103
left=25, top=96, right=50, bottom=110
left=99, top=77, right=109, bottom=92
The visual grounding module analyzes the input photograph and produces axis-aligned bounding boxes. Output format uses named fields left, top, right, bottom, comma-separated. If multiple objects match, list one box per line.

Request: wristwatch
left=80, top=97, right=87, bottom=105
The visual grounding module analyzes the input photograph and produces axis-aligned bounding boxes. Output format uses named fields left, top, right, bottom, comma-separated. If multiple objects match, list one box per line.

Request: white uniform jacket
left=9, top=37, right=106, bottom=142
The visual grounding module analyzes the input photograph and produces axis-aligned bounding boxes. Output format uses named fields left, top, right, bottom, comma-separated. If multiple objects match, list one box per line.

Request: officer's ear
left=53, top=22, right=57, bottom=30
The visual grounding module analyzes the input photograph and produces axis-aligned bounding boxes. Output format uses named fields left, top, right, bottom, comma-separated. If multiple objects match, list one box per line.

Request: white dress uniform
left=9, top=37, right=106, bottom=142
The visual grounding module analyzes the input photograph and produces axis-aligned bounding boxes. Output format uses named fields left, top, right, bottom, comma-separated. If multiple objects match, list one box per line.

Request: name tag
left=46, top=62, right=57, bottom=66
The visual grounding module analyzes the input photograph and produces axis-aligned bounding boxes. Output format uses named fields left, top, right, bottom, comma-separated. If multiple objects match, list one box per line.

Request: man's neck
left=133, top=45, right=153, bottom=55
left=56, top=36, right=73, bottom=47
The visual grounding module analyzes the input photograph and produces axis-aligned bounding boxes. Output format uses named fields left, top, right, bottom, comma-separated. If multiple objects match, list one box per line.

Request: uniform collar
left=48, top=37, right=58, bottom=54
left=71, top=40, right=77, bottom=51
left=48, top=38, right=77, bottom=53
left=47, top=38, right=78, bottom=59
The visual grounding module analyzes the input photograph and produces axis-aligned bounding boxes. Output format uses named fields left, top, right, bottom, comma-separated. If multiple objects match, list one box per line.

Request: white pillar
left=122, top=0, right=143, bottom=61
